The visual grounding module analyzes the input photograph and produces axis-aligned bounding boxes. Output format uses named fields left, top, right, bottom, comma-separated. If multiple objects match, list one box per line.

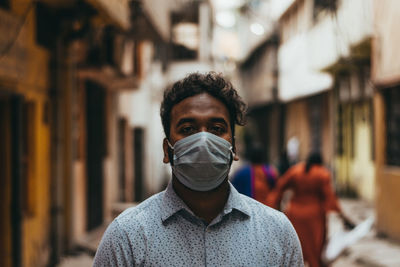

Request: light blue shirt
left=93, top=182, right=304, bottom=266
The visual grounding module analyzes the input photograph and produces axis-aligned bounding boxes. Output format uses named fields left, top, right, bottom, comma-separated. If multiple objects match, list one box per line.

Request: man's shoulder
left=115, top=191, right=164, bottom=226
left=93, top=192, right=166, bottom=266
left=238, top=194, right=301, bottom=255
left=238, top=193, right=292, bottom=228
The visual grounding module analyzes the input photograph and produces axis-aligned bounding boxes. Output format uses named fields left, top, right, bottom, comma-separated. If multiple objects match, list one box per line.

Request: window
left=385, top=87, right=400, bottom=166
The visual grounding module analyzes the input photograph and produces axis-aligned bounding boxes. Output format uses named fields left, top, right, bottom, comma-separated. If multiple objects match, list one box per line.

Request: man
left=93, top=72, right=304, bottom=266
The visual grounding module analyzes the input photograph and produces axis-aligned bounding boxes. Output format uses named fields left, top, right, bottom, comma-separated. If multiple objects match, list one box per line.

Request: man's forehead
left=170, top=93, right=230, bottom=122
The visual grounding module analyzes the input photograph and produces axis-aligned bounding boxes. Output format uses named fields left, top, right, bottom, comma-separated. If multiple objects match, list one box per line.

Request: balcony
left=278, top=0, right=372, bottom=101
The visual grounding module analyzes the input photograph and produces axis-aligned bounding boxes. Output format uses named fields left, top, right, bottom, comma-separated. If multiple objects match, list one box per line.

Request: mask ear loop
left=229, top=146, right=234, bottom=157
left=228, top=145, right=235, bottom=165
left=231, top=135, right=237, bottom=157
left=167, top=139, right=174, bottom=166
left=167, top=139, right=174, bottom=150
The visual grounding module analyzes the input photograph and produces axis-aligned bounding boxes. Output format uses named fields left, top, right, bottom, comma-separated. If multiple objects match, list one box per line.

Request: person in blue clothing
left=231, top=143, right=278, bottom=206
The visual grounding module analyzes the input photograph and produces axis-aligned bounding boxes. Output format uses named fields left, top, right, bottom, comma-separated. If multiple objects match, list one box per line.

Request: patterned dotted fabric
left=93, top=182, right=304, bottom=267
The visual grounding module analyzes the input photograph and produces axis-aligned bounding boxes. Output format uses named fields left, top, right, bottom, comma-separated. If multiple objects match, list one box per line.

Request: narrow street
left=57, top=254, right=93, bottom=267
left=1, top=0, right=400, bottom=266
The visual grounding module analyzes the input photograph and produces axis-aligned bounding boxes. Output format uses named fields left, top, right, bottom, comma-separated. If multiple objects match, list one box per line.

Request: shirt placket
left=187, top=215, right=212, bottom=267
left=204, top=224, right=212, bottom=267
left=203, top=212, right=227, bottom=267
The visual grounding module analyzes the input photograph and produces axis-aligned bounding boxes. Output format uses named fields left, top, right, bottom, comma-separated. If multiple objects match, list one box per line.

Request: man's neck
left=172, top=177, right=230, bottom=224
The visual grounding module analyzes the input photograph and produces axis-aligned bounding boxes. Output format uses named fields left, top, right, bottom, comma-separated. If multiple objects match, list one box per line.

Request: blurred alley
left=1, top=0, right=400, bottom=266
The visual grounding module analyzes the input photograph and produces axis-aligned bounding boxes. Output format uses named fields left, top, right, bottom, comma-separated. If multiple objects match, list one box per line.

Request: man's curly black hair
left=160, top=72, right=247, bottom=139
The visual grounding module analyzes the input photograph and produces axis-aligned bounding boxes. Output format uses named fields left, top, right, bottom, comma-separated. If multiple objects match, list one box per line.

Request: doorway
left=0, top=94, right=23, bottom=267
left=85, top=81, right=106, bottom=230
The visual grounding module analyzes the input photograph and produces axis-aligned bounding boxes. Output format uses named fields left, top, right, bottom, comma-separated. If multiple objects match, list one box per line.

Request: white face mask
left=168, top=132, right=234, bottom=191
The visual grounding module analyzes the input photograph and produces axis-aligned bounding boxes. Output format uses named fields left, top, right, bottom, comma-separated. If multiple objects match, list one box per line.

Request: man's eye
left=181, top=126, right=195, bottom=134
left=210, top=126, right=225, bottom=134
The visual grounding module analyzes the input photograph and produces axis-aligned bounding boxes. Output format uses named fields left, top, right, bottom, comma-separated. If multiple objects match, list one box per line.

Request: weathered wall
left=372, top=0, right=400, bottom=85
left=372, top=0, right=400, bottom=241
left=284, top=99, right=311, bottom=162
left=241, top=44, right=277, bottom=107
left=284, top=93, right=332, bottom=167
left=0, top=1, right=52, bottom=266
left=279, top=0, right=372, bottom=102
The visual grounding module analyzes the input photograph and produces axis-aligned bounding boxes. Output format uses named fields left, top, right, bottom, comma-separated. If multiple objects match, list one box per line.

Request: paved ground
left=58, top=253, right=93, bottom=267
left=57, top=198, right=400, bottom=267
left=330, top=199, right=400, bottom=267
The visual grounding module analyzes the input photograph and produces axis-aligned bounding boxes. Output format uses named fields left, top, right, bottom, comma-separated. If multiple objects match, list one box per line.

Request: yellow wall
left=375, top=168, right=400, bottom=240
left=352, top=103, right=375, bottom=201
left=335, top=102, right=375, bottom=201
left=0, top=1, right=52, bottom=266
left=22, top=98, right=51, bottom=266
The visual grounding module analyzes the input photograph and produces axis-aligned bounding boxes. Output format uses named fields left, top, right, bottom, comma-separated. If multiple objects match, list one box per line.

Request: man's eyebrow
left=175, top=117, right=228, bottom=127
left=209, top=117, right=228, bottom=125
left=176, top=118, right=196, bottom=127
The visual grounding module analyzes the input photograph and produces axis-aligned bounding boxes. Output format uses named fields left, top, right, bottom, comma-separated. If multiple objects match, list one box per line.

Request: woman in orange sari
left=271, top=152, right=353, bottom=267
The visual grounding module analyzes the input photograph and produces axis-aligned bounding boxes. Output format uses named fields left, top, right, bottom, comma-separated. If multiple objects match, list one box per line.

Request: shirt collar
left=160, top=181, right=251, bottom=223
left=160, top=182, right=193, bottom=223
left=222, top=182, right=251, bottom=218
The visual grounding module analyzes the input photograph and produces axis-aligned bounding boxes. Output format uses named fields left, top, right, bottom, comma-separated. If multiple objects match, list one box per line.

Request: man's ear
left=163, top=138, right=170, bottom=163
left=233, top=146, right=239, bottom=161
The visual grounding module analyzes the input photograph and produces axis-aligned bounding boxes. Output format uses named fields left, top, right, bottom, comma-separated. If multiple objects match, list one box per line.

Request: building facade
left=372, top=0, right=400, bottom=241
left=0, top=1, right=53, bottom=266
left=238, top=35, right=284, bottom=166
left=278, top=0, right=374, bottom=202
left=0, top=0, right=134, bottom=266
